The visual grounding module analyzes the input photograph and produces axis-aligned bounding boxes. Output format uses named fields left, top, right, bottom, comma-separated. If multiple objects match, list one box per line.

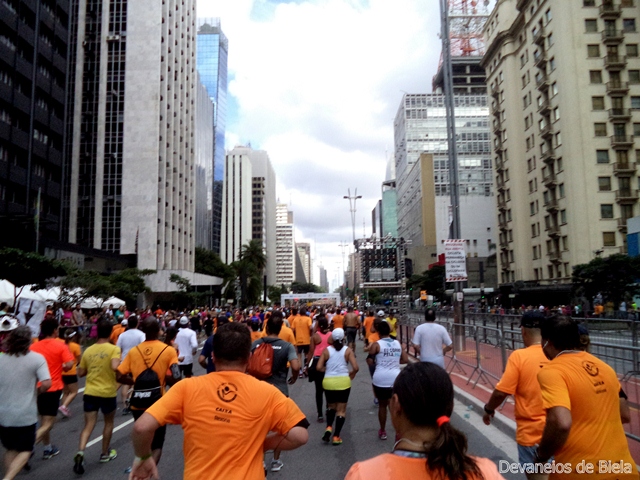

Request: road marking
left=79, top=387, right=84, bottom=393
left=86, top=419, right=134, bottom=448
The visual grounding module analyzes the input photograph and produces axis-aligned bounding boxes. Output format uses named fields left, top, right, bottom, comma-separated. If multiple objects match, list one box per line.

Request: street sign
left=420, top=290, right=427, bottom=300
left=444, top=240, right=468, bottom=282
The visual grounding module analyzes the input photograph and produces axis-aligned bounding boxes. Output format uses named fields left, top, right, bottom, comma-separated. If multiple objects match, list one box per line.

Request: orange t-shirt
left=250, top=331, right=262, bottom=343
left=146, top=371, right=306, bottom=480
left=538, top=351, right=637, bottom=479
left=261, top=323, right=296, bottom=345
left=62, top=341, right=82, bottom=377
left=495, top=344, right=549, bottom=446
left=117, top=340, right=179, bottom=407
left=332, top=314, right=344, bottom=329
left=369, top=332, right=380, bottom=344
left=30, top=338, right=75, bottom=392
left=291, top=315, right=312, bottom=345
left=345, top=454, right=503, bottom=480
left=363, top=316, right=375, bottom=340
left=110, top=324, right=125, bottom=344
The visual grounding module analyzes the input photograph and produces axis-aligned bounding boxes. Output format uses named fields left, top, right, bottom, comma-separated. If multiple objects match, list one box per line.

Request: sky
left=198, top=0, right=445, bottom=291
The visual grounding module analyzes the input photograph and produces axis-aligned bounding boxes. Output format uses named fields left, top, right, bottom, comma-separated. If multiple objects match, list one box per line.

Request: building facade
left=295, top=242, right=312, bottom=284
left=196, top=18, right=227, bottom=255
left=483, top=0, right=640, bottom=288
left=221, top=146, right=252, bottom=265
left=275, top=203, right=295, bottom=286
left=0, top=0, right=70, bottom=250
left=250, top=149, right=277, bottom=285
left=194, top=76, right=214, bottom=251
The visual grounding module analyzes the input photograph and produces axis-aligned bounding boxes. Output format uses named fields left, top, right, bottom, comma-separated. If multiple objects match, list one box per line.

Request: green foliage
left=0, top=247, right=68, bottom=290
left=268, top=284, right=289, bottom=303
left=290, top=281, right=323, bottom=294
left=194, top=247, right=234, bottom=279
left=232, top=240, right=267, bottom=307
left=408, top=265, right=449, bottom=302
left=572, top=254, right=640, bottom=306
left=58, top=268, right=154, bottom=307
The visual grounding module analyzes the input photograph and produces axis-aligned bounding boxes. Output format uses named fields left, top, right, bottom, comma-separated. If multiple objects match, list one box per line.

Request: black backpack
left=130, top=345, right=169, bottom=410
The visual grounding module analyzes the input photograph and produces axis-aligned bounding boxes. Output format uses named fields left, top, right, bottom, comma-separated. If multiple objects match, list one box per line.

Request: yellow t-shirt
left=385, top=317, right=398, bottom=337
left=495, top=344, right=548, bottom=446
left=537, top=351, right=637, bottom=479
left=62, top=341, right=82, bottom=376
left=291, top=315, right=312, bottom=346
left=79, top=342, right=121, bottom=398
left=146, top=371, right=306, bottom=480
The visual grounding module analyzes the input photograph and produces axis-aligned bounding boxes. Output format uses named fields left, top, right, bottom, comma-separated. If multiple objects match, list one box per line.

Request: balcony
left=495, top=156, right=505, bottom=171
left=498, top=219, right=509, bottom=230
left=496, top=177, right=506, bottom=191
left=544, top=198, right=559, bottom=211
left=541, top=150, right=556, bottom=165
left=609, top=108, right=632, bottom=120
left=534, top=51, right=547, bottom=68
left=533, top=27, right=546, bottom=45
left=549, top=251, right=562, bottom=263
left=618, top=218, right=629, bottom=232
left=540, top=123, right=554, bottom=140
left=537, top=99, right=551, bottom=115
left=497, top=198, right=507, bottom=211
left=492, top=120, right=502, bottom=135
left=536, top=74, right=549, bottom=91
left=599, top=3, right=621, bottom=17
left=615, top=188, right=639, bottom=203
left=602, top=29, right=624, bottom=44
left=491, top=86, right=500, bottom=99
left=611, top=135, right=634, bottom=148
left=613, top=162, right=636, bottom=175
left=548, top=225, right=561, bottom=237
left=542, top=172, right=558, bottom=188
left=494, top=139, right=505, bottom=154
left=606, top=81, right=629, bottom=94
left=604, top=54, right=626, bottom=70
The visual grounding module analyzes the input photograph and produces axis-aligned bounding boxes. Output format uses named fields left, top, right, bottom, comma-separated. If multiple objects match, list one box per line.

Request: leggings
left=313, top=371, right=325, bottom=417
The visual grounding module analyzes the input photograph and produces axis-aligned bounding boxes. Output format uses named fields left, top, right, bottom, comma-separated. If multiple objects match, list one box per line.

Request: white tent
left=80, top=296, right=126, bottom=309
left=0, top=279, right=15, bottom=307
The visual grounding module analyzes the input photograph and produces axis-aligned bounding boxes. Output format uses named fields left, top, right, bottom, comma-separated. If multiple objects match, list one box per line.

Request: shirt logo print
left=217, top=382, right=238, bottom=403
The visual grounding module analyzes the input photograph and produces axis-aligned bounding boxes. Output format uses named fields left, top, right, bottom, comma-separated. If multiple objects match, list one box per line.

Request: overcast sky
left=198, top=0, right=444, bottom=290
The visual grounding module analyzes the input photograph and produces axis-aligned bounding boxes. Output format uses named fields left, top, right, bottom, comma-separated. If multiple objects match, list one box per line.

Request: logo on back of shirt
left=217, top=382, right=238, bottom=403
left=582, top=361, right=599, bottom=377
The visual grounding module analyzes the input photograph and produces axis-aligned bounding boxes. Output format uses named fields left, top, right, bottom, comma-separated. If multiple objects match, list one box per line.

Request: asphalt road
left=8, top=338, right=524, bottom=480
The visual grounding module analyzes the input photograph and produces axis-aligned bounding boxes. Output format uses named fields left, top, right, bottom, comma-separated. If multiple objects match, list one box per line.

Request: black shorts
left=373, top=385, right=393, bottom=401
left=345, top=327, right=358, bottom=344
left=297, top=345, right=310, bottom=355
left=83, top=395, right=117, bottom=414
left=132, top=409, right=166, bottom=451
left=179, top=364, right=193, bottom=378
left=0, top=424, right=36, bottom=452
left=325, top=388, right=351, bottom=404
left=37, top=390, right=62, bottom=417
left=62, top=374, right=78, bottom=385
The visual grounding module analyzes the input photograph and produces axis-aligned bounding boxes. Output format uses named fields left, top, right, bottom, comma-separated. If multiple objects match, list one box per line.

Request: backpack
left=130, top=345, right=169, bottom=410
left=247, top=340, right=274, bottom=380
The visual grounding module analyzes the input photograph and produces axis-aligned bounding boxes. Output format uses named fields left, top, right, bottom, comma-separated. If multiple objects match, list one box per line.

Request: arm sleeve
left=116, top=352, right=131, bottom=375
left=287, top=343, right=298, bottom=362
left=441, top=326, right=453, bottom=346
left=166, top=346, right=179, bottom=366
left=538, top=367, right=571, bottom=410
left=111, top=346, right=122, bottom=361
left=495, top=352, right=519, bottom=395
left=79, top=351, right=87, bottom=370
left=36, top=355, right=51, bottom=381
left=269, top=392, right=307, bottom=435
left=190, top=332, right=198, bottom=349
left=200, top=338, right=212, bottom=357
left=411, top=327, right=420, bottom=345
left=146, top=380, right=186, bottom=426
left=116, top=335, right=124, bottom=350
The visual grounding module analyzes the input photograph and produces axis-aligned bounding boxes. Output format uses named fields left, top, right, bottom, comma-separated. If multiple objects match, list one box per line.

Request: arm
left=366, top=343, right=379, bottom=367
left=116, top=370, right=134, bottom=385
left=198, top=354, right=208, bottom=369
left=482, top=388, right=510, bottom=425
left=346, top=348, right=359, bottom=380
left=316, top=350, right=329, bottom=372
left=288, top=358, right=301, bottom=385
left=536, top=406, right=572, bottom=462
left=263, top=426, right=309, bottom=452
left=307, top=333, right=318, bottom=364
left=620, top=397, right=631, bottom=424
left=443, top=344, right=453, bottom=355
left=111, top=357, right=120, bottom=372
left=77, top=367, right=87, bottom=378
left=399, top=349, right=409, bottom=365
left=165, top=363, right=181, bottom=386
left=38, top=379, right=52, bottom=394
left=62, top=360, right=75, bottom=372
left=129, top=412, right=161, bottom=480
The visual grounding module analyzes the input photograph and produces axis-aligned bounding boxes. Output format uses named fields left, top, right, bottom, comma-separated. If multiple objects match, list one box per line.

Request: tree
left=268, top=284, right=289, bottom=304
left=58, top=268, right=154, bottom=307
left=232, top=240, right=267, bottom=307
left=290, top=282, right=323, bottom=294
left=572, top=254, right=640, bottom=307
left=409, top=265, right=449, bottom=302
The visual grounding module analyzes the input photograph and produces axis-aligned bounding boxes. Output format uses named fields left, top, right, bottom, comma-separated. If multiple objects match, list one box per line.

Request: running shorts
left=0, top=424, right=36, bottom=452
left=297, top=345, right=310, bottom=355
left=37, top=390, right=62, bottom=417
left=62, top=374, right=78, bottom=385
left=83, top=395, right=117, bottom=414
left=324, top=388, right=351, bottom=404
left=372, top=385, right=393, bottom=401
left=345, top=327, right=358, bottom=344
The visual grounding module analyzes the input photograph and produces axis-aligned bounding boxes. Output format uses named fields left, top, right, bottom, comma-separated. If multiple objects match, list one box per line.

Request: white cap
left=377, top=310, right=385, bottom=317
left=179, top=316, right=189, bottom=325
left=0, top=316, right=19, bottom=332
left=121, top=319, right=128, bottom=326
left=332, top=328, right=345, bottom=342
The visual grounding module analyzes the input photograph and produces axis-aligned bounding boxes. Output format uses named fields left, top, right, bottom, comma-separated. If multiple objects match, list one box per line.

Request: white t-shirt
left=175, top=327, right=198, bottom=365
left=117, top=328, right=146, bottom=359
left=372, top=338, right=402, bottom=388
left=411, top=322, right=452, bottom=368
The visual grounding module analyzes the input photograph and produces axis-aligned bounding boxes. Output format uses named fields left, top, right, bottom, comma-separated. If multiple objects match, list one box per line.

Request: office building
left=275, top=203, right=295, bottom=286
left=483, top=0, right=640, bottom=293
left=372, top=200, right=382, bottom=237
left=0, top=0, right=70, bottom=250
left=194, top=77, right=214, bottom=251
left=318, top=264, right=329, bottom=292
left=250, top=149, right=277, bottom=285
left=196, top=18, right=227, bottom=255
left=221, top=146, right=252, bottom=265
left=295, top=242, right=312, bottom=284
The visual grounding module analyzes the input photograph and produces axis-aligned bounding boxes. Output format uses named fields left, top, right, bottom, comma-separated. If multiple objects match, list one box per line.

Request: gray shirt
left=0, top=351, right=50, bottom=427
left=117, top=328, right=146, bottom=359
left=251, top=337, right=297, bottom=397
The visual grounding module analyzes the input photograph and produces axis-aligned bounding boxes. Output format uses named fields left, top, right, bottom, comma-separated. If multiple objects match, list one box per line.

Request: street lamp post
left=344, top=189, right=362, bottom=307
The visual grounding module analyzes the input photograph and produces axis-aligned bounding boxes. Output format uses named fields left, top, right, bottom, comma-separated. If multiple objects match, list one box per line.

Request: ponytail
left=333, top=340, right=344, bottom=351
left=424, top=422, right=483, bottom=480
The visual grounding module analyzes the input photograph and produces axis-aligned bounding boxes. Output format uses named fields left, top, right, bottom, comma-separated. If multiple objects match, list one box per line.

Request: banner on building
left=445, top=240, right=468, bottom=282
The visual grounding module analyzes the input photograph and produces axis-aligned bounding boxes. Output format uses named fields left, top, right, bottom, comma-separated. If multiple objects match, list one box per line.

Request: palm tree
left=235, top=240, right=267, bottom=307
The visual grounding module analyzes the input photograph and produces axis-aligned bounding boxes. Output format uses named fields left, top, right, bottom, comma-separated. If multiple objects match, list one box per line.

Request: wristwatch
left=483, top=404, right=495, bottom=415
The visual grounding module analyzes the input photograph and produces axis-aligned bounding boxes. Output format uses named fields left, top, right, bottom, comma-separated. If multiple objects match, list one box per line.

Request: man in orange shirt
left=110, top=319, right=126, bottom=344
left=535, top=316, right=637, bottom=479
left=331, top=309, right=344, bottom=330
left=291, top=307, right=313, bottom=376
left=128, top=323, right=309, bottom=480
left=362, top=311, right=375, bottom=349
left=483, top=310, right=549, bottom=479
left=261, top=312, right=296, bottom=345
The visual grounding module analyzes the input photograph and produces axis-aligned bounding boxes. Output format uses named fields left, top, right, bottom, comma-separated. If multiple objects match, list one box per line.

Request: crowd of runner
left=0, top=303, right=637, bottom=479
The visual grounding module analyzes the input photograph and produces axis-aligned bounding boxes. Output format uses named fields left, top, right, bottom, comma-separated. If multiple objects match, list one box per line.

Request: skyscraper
left=250, top=149, right=277, bottom=286
left=295, top=242, right=312, bottom=284
left=196, top=18, right=228, bottom=255
left=194, top=77, right=214, bottom=251
left=275, top=203, right=295, bottom=286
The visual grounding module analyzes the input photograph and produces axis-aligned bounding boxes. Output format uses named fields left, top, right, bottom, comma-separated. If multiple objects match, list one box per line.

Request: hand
left=287, top=376, right=297, bottom=385
left=482, top=412, right=493, bottom=425
left=129, top=456, right=159, bottom=480
left=349, top=371, right=357, bottom=380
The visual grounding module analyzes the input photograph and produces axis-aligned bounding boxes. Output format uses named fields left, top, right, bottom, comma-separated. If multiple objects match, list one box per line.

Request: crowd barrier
left=398, top=312, right=640, bottom=444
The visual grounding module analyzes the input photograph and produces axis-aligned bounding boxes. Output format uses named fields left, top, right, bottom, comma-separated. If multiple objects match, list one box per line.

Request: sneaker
left=332, top=436, right=343, bottom=445
left=378, top=429, right=388, bottom=440
left=271, top=459, right=284, bottom=472
left=43, top=446, right=60, bottom=460
left=99, top=449, right=117, bottom=463
left=322, top=427, right=333, bottom=443
left=122, top=407, right=130, bottom=416
left=317, top=415, right=324, bottom=423
left=373, top=397, right=379, bottom=406
left=73, top=452, right=85, bottom=475
left=58, top=405, right=71, bottom=417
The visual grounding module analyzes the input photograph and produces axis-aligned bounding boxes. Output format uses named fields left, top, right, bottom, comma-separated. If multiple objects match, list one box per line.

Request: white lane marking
left=79, top=387, right=85, bottom=393
left=86, top=418, right=134, bottom=448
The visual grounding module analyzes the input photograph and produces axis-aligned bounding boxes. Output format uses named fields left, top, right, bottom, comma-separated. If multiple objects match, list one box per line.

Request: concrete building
left=221, top=146, right=253, bottom=265
left=275, top=203, right=295, bottom=286
left=194, top=77, right=214, bottom=251
left=318, top=264, right=329, bottom=292
left=483, top=0, right=640, bottom=292
left=372, top=200, right=383, bottom=237
left=250, top=150, right=277, bottom=286
left=196, top=18, right=228, bottom=255
left=295, top=242, right=312, bottom=284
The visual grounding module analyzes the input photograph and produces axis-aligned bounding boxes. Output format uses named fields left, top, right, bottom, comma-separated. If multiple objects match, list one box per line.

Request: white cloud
left=199, top=0, right=443, bottom=286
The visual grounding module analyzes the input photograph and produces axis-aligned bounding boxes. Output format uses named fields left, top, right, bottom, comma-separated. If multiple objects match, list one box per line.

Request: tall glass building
left=196, top=18, right=228, bottom=255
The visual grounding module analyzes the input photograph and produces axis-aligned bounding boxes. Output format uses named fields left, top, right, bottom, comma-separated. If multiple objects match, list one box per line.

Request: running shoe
left=373, top=397, right=379, bottom=406
left=378, top=429, right=388, bottom=440
left=332, top=436, right=343, bottom=446
left=73, top=452, right=85, bottom=475
left=271, top=459, right=284, bottom=472
left=99, top=449, right=117, bottom=463
left=58, top=405, right=71, bottom=417
left=43, top=446, right=60, bottom=459
left=122, top=407, right=130, bottom=416
left=322, top=426, right=333, bottom=443
left=317, top=415, right=324, bottom=423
